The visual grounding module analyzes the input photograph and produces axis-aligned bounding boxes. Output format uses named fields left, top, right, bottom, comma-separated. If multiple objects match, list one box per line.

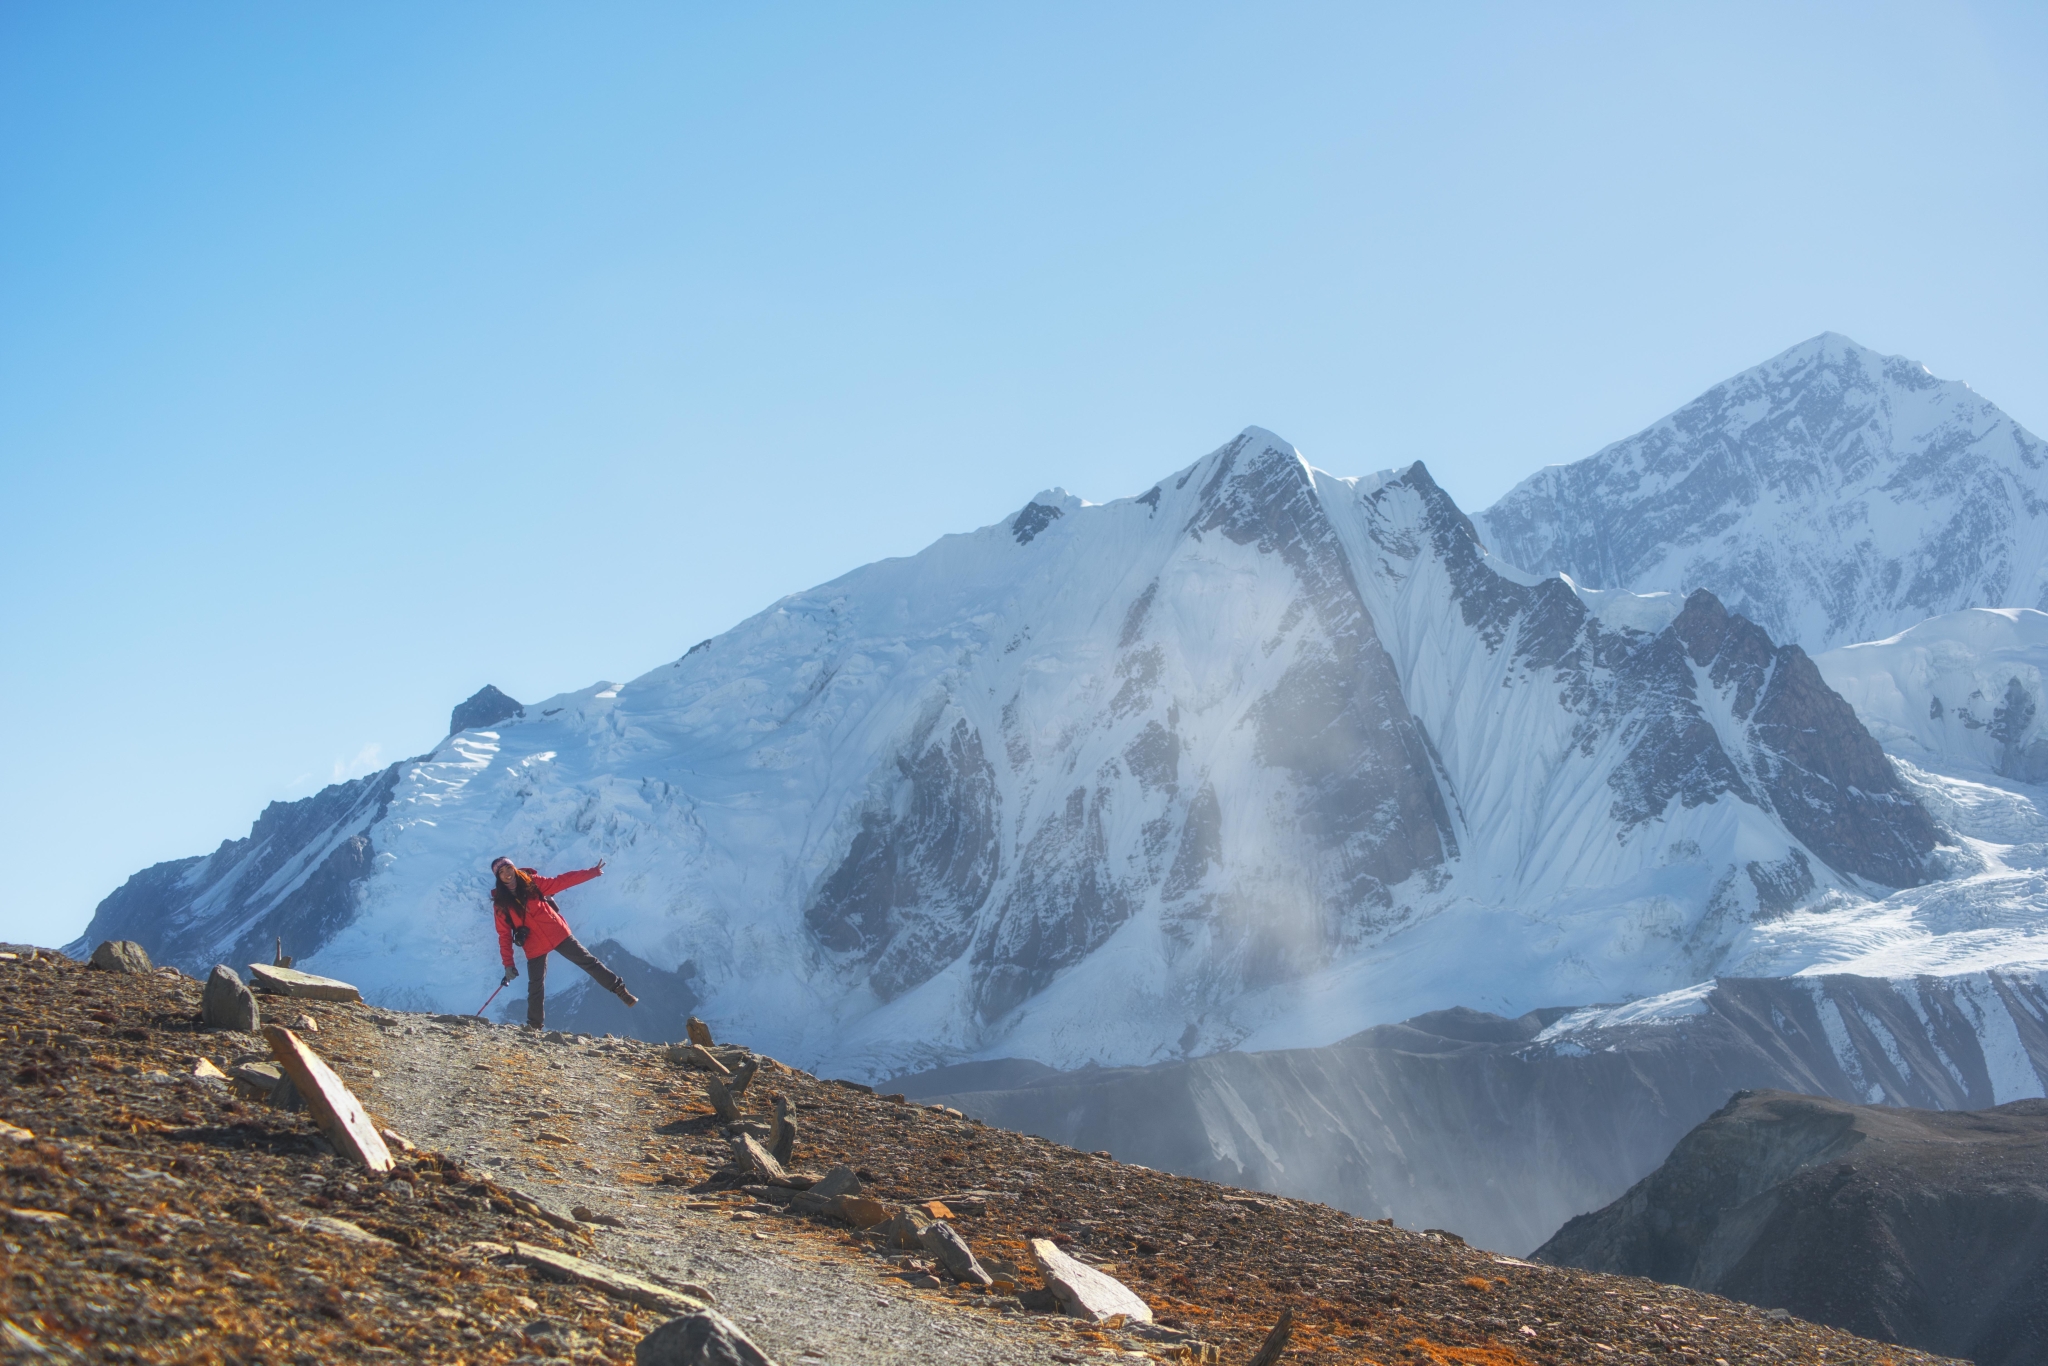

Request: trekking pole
left=476, top=979, right=509, bottom=1018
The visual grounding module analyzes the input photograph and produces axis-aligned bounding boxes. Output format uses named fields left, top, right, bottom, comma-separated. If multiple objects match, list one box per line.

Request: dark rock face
left=970, top=783, right=1133, bottom=1021
left=803, top=713, right=1001, bottom=1003
left=911, top=973, right=2048, bottom=1256
left=1536, top=1090, right=2048, bottom=1366
left=1669, top=591, right=1945, bottom=888
left=450, top=684, right=524, bottom=735
left=1194, top=437, right=1458, bottom=902
left=66, top=762, right=409, bottom=976
left=1011, top=501, right=1064, bottom=545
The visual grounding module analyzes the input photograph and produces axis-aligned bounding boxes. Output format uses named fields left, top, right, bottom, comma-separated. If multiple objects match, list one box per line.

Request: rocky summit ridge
left=71, top=424, right=1964, bottom=1080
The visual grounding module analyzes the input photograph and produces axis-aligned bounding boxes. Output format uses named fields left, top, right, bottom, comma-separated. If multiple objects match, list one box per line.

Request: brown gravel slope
left=2, top=948, right=1964, bottom=1366
left=0, top=951, right=669, bottom=1364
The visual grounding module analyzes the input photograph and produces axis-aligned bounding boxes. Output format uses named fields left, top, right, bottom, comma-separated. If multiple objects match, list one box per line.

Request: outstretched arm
left=534, top=861, right=604, bottom=896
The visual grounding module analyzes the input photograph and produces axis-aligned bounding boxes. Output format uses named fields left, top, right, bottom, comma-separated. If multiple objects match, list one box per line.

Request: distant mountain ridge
left=912, top=970, right=2048, bottom=1256
left=1478, top=334, right=2048, bottom=654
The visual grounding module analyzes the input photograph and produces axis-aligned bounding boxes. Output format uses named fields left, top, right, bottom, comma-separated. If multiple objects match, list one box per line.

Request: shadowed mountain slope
left=1536, top=1089, right=2048, bottom=1366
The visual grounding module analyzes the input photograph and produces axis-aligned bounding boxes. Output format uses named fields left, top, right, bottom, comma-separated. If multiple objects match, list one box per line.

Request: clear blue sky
left=4, top=2, right=2044, bottom=948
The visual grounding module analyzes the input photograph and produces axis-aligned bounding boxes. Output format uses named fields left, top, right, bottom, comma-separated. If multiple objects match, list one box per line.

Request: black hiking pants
left=526, top=934, right=625, bottom=1029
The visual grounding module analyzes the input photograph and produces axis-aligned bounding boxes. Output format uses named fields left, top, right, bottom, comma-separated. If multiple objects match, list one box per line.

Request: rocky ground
left=1, top=949, right=1966, bottom=1366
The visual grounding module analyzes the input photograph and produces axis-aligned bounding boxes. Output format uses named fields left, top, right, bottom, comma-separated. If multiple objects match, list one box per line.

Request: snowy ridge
left=81, top=425, right=1974, bottom=1081
left=1478, top=334, right=2048, bottom=654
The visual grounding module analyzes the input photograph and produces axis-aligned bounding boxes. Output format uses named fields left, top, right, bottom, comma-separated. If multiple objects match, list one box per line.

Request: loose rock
left=0, top=1120, right=33, bottom=1144
left=1029, top=1237, right=1152, bottom=1324
left=918, top=1220, right=994, bottom=1287
left=810, top=1165, right=861, bottom=1200
left=294, top=1014, right=319, bottom=1033
left=685, top=1017, right=715, bottom=1046
left=201, top=964, right=261, bottom=1032
left=884, top=1204, right=932, bottom=1250
left=635, top=1308, right=779, bottom=1366
left=88, top=941, right=153, bottom=975
left=736, top=1134, right=789, bottom=1185
left=191, top=1058, right=228, bottom=1081
left=770, top=1094, right=796, bottom=1165
left=835, top=1195, right=890, bottom=1228
left=705, top=1076, right=741, bottom=1124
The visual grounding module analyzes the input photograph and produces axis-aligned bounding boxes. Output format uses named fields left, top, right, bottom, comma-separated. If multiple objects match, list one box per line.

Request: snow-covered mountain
left=1816, top=608, right=2048, bottom=789
left=76, top=428, right=1954, bottom=1078
left=1477, top=334, right=2048, bottom=655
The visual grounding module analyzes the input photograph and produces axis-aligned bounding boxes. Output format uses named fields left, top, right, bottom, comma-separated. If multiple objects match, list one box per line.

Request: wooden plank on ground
left=248, top=963, right=362, bottom=1002
left=263, top=1025, right=394, bottom=1172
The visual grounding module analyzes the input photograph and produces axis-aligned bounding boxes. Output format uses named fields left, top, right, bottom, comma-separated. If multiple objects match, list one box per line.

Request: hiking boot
left=614, top=983, right=639, bottom=1007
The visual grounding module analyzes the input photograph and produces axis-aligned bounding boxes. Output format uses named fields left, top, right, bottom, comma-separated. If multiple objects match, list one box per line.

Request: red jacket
left=494, top=865, right=602, bottom=967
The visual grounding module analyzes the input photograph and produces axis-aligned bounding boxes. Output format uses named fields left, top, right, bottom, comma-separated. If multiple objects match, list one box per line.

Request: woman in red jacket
left=492, top=856, right=638, bottom=1029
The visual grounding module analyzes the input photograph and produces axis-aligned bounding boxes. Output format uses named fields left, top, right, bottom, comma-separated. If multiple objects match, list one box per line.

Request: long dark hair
left=491, top=865, right=540, bottom=912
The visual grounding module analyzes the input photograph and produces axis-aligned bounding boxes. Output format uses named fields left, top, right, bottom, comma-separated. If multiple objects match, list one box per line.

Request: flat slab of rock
left=248, top=963, right=362, bottom=1002
left=511, top=1242, right=710, bottom=1316
left=1029, top=1237, right=1152, bottom=1324
left=635, top=1308, right=777, bottom=1366
left=89, top=940, right=153, bottom=974
left=264, top=1025, right=393, bottom=1172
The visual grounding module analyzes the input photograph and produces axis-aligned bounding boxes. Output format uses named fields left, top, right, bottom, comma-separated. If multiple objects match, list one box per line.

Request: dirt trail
left=350, top=1010, right=1087, bottom=1366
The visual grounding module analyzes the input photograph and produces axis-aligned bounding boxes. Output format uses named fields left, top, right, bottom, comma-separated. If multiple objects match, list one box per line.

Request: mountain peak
left=1478, top=336, right=2045, bottom=653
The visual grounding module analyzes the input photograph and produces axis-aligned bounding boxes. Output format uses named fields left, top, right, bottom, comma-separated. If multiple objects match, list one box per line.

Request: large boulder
left=201, top=965, right=261, bottom=1032
left=88, top=940, right=152, bottom=974
left=635, top=1309, right=779, bottom=1366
